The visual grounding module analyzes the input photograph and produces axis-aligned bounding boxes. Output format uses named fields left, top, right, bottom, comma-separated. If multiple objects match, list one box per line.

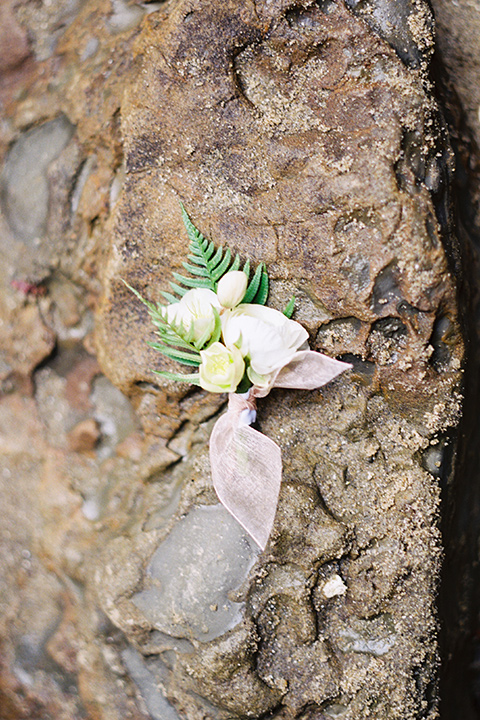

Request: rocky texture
left=0, top=0, right=472, bottom=719
left=432, top=0, right=480, bottom=152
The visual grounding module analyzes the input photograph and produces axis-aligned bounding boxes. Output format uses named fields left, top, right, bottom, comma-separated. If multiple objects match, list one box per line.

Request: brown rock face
left=0, top=0, right=470, bottom=719
left=94, top=1, right=462, bottom=718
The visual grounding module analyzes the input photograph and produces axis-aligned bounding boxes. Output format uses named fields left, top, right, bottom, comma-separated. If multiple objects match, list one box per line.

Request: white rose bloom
left=199, top=342, right=245, bottom=393
left=166, top=288, right=220, bottom=342
left=216, top=271, right=248, bottom=309
left=222, top=304, right=309, bottom=381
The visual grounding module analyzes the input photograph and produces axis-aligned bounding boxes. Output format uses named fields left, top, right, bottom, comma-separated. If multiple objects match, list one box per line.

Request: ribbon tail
left=273, top=349, right=352, bottom=390
left=210, top=414, right=282, bottom=550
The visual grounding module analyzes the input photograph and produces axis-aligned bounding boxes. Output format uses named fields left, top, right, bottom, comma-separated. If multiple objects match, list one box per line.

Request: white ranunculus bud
left=166, top=288, right=220, bottom=342
left=222, top=304, right=308, bottom=380
left=199, top=342, right=245, bottom=393
left=216, top=271, right=248, bottom=309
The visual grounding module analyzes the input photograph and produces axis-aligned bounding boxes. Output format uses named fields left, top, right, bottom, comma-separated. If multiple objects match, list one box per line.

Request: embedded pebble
left=108, top=0, right=145, bottom=34
left=321, top=574, right=347, bottom=599
left=336, top=615, right=397, bottom=657
left=133, top=504, right=259, bottom=642
left=121, top=647, right=181, bottom=720
left=0, top=116, right=75, bottom=244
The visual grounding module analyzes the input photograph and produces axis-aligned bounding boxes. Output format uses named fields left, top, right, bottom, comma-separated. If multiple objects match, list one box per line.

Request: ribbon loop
left=209, top=351, right=352, bottom=548
left=210, top=402, right=281, bottom=550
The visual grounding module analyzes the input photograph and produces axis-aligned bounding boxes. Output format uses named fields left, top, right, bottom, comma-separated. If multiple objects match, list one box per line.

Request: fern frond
left=169, top=281, right=188, bottom=297
left=154, top=370, right=201, bottom=385
left=123, top=280, right=202, bottom=355
left=174, top=206, right=270, bottom=307
left=151, top=327, right=194, bottom=351
left=230, top=254, right=241, bottom=271
left=172, top=273, right=212, bottom=289
left=147, top=342, right=201, bottom=366
left=160, top=291, right=180, bottom=304
left=174, top=205, right=242, bottom=297
left=283, top=296, right=296, bottom=318
left=253, top=271, right=269, bottom=305
left=182, top=262, right=211, bottom=276
left=122, top=280, right=158, bottom=314
left=211, top=248, right=231, bottom=281
left=209, top=245, right=224, bottom=268
left=243, top=262, right=263, bottom=303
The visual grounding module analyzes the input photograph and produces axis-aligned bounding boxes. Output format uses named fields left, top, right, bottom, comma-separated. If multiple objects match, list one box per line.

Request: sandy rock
left=0, top=0, right=475, bottom=718
left=91, top=1, right=462, bottom=718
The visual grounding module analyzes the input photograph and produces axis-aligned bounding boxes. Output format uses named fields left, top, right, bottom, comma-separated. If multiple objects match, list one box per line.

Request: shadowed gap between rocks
left=430, top=50, right=480, bottom=720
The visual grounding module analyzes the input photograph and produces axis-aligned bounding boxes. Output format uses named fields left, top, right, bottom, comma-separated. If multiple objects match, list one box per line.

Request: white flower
left=217, top=271, right=248, bottom=309
left=199, top=342, right=245, bottom=393
left=166, top=288, right=220, bottom=343
left=222, top=304, right=308, bottom=385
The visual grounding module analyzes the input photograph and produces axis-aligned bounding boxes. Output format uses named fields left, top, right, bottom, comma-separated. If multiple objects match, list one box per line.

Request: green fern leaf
left=283, top=296, right=295, bottom=318
left=172, top=273, right=212, bottom=289
left=123, top=280, right=202, bottom=354
left=147, top=342, right=201, bottom=366
left=169, top=281, right=188, bottom=297
left=243, top=262, right=263, bottom=303
left=212, top=248, right=232, bottom=281
left=175, top=205, right=246, bottom=296
left=154, top=370, right=201, bottom=385
left=209, top=245, right=224, bottom=268
left=253, top=271, right=269, bottom=305
left=230, top=254, right=241, bottom=271
left=160, top=291, right=180, bottom=304
left=151, top=327, right=194, bottom=351
left=181, top=202, right=209, bottom=248
left=182, top=262, right=211, bottom=277
left=122, top=280, right=158, bottom=314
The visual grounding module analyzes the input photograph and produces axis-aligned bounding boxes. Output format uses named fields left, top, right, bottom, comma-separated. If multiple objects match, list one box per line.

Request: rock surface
left=0, top=0, right=474, bottom=719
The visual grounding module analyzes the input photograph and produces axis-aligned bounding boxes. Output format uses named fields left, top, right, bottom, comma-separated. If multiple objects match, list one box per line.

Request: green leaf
left=183, top=320, right=196, bottom=345
left=154, top=370, right=201, bottom=385
left=283, top=296, right=296, bottom=318
left=182, top=261, right=211, bottom=277
left=147, top=342, right=201, bottom=366
left=230, top=254, right=241, bottom=271
left=243, top=262, right=263, bottom=303
left=193, top=306, right=221, bottom=350
left=181, top=202, right=209, bottom=248
left=210, top=245, right=224, bottom=268
left=152, top=327, right=194, bottom=351
left=140, top=299, right=201, bottom=355
left=210, top=307, right=222, bottom=345
left=173, top=205, right=247, bottom=296
left=253, top=271, right=269, bottom=305
left=169, top=281, right=188, bottom=297
left=122, top=280, right=157, bottom=314
left=212, top=248, right=232, bottom=281
left=160, top=291, right=180, bottom=304
left=172, top=273, right=212, bottom=289
left=235, top=373, right=253, bottom=394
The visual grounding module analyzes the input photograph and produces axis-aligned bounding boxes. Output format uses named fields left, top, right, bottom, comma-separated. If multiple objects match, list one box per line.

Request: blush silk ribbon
left=209, top=350, right=352, bottom=549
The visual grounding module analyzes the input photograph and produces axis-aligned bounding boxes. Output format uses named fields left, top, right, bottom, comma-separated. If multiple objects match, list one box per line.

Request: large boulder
left=0, top=1, right=471, bottom=718
left=94, top=1, right=463, bottom=718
